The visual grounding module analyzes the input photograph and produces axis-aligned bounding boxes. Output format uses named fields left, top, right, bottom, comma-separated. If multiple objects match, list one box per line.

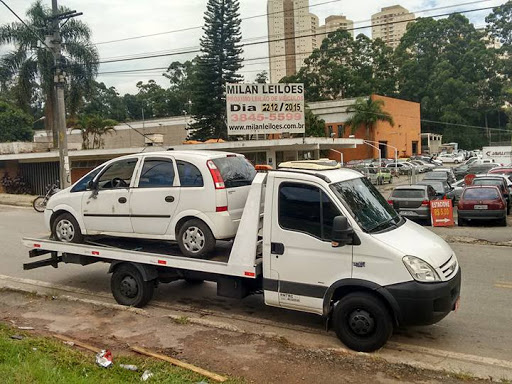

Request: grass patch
left=0, top=323, right=238, bottom=383
left=172, top=316, right=190, bottom=325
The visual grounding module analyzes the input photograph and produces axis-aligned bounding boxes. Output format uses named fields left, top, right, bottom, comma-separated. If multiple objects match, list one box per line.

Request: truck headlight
left=403, top=256, right=440, bottom=282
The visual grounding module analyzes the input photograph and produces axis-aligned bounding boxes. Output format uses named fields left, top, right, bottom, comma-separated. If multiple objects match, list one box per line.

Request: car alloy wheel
left=182, top=226, right=206, bottom=253
left=55, top=219, right=75, bottom=242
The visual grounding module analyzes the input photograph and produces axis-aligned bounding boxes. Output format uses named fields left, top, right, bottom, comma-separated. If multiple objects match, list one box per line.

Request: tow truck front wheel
left=333, top=292, right=393, bottom=352
left=111, top=264, right=154, bottom=308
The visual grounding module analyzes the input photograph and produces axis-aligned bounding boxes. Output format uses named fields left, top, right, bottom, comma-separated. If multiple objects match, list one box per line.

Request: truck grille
left=439, top=254, right=458, bottom=279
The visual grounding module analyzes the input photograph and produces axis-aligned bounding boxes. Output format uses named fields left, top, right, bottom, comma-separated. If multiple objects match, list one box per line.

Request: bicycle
left=33, top=181, right=60, bottom=212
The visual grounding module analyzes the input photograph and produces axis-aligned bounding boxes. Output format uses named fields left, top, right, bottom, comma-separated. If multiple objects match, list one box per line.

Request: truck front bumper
left=382, top=268, right=461, bottom=326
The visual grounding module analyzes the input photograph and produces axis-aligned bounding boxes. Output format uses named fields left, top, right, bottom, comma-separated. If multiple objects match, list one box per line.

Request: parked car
left=472, top=175, right=511, bottom=214
left=457, top=186, right=507, bottom=226
left=411, top=159, right=436, bottom=171
left=423, top=170, right=454, bottom=186
left=45, top=151, right=257, bottom=258
left=488, top=167, right=512, bottom=180
left=416, top=180, right=452, bottom=199
left=387, top=185, right=438, bottom=223
left=385, top=162, right=412, bottom=175
left=433, top=168, right=457, bottom=185
left=446, top=179, right=466, bottom=204
left=467, top=163, right=498, bottom=177
left=409, top=160, right=429, bottom=173
left=438, top=153, right=464, bottom=164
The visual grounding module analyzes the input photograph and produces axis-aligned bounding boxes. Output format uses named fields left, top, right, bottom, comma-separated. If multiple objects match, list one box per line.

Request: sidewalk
left=0, top=193, right=35, bottom=207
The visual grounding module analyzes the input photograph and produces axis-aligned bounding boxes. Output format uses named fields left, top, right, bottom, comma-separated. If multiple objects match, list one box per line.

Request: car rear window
left=425, top=172, right=447, bottom=179
left=473, top=179, right=503, bottom=188
left=391, top=189, right=425, bottom=198
left=212, top=156, right=256, bottom=188
left=463, top=188, right=499, bottom=200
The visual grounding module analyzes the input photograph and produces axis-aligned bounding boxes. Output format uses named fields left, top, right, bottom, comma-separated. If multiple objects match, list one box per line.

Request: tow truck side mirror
left=331, top=216, right=354, bottom=247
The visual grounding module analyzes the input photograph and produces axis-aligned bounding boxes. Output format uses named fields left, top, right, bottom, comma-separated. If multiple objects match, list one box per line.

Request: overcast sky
left=0, top=0, right=507, bottom=94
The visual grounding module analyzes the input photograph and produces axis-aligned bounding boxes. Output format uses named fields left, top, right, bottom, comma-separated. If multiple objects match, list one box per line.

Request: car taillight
left=207, top=160, right=225, bottom=189
left=216, top=206, right=228, bottom=212
left=387, top=200, right=393, bottom=205
left=421, top=200, right=430, bottom=207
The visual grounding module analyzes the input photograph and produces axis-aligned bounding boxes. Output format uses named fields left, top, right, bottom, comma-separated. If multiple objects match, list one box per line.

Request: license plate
left=474, top=205, right=488, bottom=210
left=400, top=211, right=416, bottom=216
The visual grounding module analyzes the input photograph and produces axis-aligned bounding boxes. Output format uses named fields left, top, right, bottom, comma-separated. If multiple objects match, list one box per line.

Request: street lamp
left=363, top=140, right=382, bottom=176
left=364, top=140, right=398, bottom=177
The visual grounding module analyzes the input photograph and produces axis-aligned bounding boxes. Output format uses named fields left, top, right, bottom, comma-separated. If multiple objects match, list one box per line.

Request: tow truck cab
left=261, top=163, right=460, bottom=351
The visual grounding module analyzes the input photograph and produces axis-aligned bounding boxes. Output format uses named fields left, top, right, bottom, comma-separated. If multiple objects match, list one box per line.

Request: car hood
left=371, top=219, right=453, bottom=268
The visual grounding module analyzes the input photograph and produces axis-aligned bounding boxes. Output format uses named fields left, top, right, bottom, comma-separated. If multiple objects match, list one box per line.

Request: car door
left=130, top=157, right=181, bottom=235
left=268, top=179, right=353, bottom=313
left=82, top=157, right=139, bottom=233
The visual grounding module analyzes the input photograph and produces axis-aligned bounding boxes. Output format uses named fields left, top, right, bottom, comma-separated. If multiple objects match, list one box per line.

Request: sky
left=0, top=0, right=508, bottom=95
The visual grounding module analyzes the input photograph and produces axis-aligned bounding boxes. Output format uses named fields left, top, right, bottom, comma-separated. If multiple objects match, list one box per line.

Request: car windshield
left=330, top=177, right=402, bottom=233
left=463, top=188, right=499, bottom=200
left=418, top=181, right=445, bottom=194
left=391, top=189, right=425, bottom=199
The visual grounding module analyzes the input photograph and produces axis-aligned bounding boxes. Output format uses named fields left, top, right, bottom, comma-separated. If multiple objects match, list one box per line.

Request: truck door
left=268, top=179, right=353, bottom=314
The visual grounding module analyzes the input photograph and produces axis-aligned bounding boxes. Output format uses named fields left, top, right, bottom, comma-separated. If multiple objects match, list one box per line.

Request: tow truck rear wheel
left=111, top=264, right=154, bottom=308
left=333, top=292, right=393, bottom=352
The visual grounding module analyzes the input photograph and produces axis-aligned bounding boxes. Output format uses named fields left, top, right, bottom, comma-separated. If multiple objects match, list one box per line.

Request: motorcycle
left=33, top=181, right=60, bottom=213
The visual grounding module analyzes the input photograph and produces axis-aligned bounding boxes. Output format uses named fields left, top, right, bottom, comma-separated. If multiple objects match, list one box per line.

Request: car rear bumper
left=457, top=209, right=506, bottom=220
left=398, top=207, right=430, bottom=220
left=382, top=268, right=461, bottom=326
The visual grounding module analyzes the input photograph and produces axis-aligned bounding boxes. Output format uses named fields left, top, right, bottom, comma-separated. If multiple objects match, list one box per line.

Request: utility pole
left=48, top=0, right=82, bottom=188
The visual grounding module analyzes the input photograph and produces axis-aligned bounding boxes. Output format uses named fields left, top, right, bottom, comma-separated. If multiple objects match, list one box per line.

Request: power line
left=97, top=0, right=493, bottom=63
left=93, top=0, right=342, bottom=45
left=97, top=5, right=497, bottom=66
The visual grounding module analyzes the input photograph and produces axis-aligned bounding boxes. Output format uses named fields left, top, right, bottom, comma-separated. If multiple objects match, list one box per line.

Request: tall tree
left=70, top=114, right=117, bottom=149
left=0, top=1, right=98, bottom=143
left=0, top=100, right=34, bottom=142
left=190, top=0, right=243, bottom=140
left=304, top=108, right=326, bottom=137
left=254, top=70, right=268, bottom=84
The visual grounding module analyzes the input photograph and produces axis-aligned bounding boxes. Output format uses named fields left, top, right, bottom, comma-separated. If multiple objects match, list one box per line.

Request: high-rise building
left=267, top=0, right=354, bottom=83
left=371, top=5, right=414, bottom=49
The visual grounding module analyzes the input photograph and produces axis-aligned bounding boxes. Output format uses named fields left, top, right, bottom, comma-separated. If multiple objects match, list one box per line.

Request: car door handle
left=271, top=242, right=285, bottom=255
left=165, top=196, right=175, bottom=203
left=118, top=197, right=127, bottom=204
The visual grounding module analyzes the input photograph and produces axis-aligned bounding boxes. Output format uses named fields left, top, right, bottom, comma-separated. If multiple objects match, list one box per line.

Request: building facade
left=308, top=95, right=421, bottom=162
left=371, top=5, right=414, bottom=49
left=267, top=0, right=353, bottom=82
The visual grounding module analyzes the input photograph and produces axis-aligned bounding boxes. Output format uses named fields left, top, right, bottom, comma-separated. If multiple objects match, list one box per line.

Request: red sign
left=430, top=199, right=454, bottom=227
left=464, top=173, right=476, bottom=186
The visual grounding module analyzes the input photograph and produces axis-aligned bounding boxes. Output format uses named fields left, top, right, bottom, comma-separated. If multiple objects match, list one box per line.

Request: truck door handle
left=118, top=197, right=127, bottom=204
left=165, top=196, right=175, bottom=203
left=271, top=242, right=284, bottom=255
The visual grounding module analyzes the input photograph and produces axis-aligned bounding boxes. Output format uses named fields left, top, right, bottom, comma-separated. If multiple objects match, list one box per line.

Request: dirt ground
left=0, top=289, right=488, bottom=384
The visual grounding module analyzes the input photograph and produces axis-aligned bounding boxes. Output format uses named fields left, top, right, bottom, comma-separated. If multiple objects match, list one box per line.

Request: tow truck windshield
left=331, top=177, right=403, bottom=233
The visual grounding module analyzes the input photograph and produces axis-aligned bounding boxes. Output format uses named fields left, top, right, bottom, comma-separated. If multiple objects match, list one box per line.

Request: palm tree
left=345, top=97, right=395, bottom=140
left=0, top=1, right=99, bottom=146
left=71, top=115, right=117, bottom=149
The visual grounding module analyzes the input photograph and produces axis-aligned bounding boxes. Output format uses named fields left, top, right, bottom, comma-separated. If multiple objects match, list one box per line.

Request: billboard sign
left=226, top=83, right=305, bottom=136
left=430, top=199, right=454, bottom=227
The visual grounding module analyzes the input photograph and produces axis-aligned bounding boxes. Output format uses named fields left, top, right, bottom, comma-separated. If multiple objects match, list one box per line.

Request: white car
left=437, top=153, right=464, bottom=164
left=45, top=151, right=257, bottom=258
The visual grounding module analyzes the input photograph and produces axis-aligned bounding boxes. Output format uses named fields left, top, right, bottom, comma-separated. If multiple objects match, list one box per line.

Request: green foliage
left=254, top=70, right=268, bottom=84
left=82, top=82, right=127, bottom=122
left=305, top=108, right=326, bottom=137
left=345, top=98, right=394, bottom=139
left=70, top=114, right=117, bottom=149
left=486, top=1, right=512, bottom=50
left=190, top=0, right=243, bottom=140
left=281, top=31, right=396, bottom=101
left=0, top=100, right=33, bottom=142
left=0, top=1, right=99, bottom=139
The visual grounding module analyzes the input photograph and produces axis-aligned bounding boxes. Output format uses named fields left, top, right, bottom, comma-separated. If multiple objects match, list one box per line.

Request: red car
left=457, top=186, right=507, bottom=227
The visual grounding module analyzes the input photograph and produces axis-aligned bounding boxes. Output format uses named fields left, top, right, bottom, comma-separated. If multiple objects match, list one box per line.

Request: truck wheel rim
left=56, top=219, right=75, bottom=242
left=120, top=276, right=138, bottom=298
left=348, top=309, right=375, bottom=336
left=183, top=226, right=205, bottom=253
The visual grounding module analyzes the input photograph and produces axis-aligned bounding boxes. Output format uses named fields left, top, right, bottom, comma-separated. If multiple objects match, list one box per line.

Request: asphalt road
left=1, top=205, right=512, bottom=363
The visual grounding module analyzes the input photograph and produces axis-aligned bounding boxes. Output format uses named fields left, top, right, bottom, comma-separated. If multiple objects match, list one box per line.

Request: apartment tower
left=371, top=5, right=414, bottom=49
left=267, top=0, right=354, bottom=83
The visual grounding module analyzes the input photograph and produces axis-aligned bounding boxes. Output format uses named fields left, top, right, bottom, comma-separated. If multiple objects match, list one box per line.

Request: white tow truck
left=23, top=163, right=461, bottom=352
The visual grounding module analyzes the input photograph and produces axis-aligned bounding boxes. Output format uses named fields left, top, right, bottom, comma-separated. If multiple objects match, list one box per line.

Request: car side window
left=71, top=167, right=102, bottom=193
left=138, top=159, right=175, bottom=188
left=97, top=159, right=138, bottom=189
left=177, top=161, right=204, bottom=187
left=278, top=182, right=341, bottom=241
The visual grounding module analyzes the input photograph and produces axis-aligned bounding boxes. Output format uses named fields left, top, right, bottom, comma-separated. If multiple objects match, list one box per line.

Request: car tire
left=499, top=217, right=507, bottom=227
left=177, top=219, right=215, bottom=258
left=458, top=218, right=465, bottom=227
left=332, top=292, right=393, bottom=352
left=111, top=263, right=155, bottom=308
left=52, top=213, right=83, bottom=243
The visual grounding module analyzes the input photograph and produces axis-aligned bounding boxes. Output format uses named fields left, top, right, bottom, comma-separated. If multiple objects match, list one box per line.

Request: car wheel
left=388, top=177, right=392, bottom=184
left=499, top=217, right=507, bottom=227
left=458, top=218, right=465, bottom=227
left=177, top=219, right=215, bottom=258
left=454, top=160, right=459, bottom=164
left=52, top=213, right=83, bottom=243
left=333, top=292, right=393, bottom=352
left=111, top=263, right=155, bottom=307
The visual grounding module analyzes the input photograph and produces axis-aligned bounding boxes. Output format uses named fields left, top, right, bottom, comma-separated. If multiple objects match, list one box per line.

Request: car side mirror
left=331, top=216, right=354, bottom=247
left=87, top=180, right=98, bottom=191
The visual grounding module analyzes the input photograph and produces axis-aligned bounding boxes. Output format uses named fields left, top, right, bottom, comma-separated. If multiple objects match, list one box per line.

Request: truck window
left=278, top=183, right=340, bottom=241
